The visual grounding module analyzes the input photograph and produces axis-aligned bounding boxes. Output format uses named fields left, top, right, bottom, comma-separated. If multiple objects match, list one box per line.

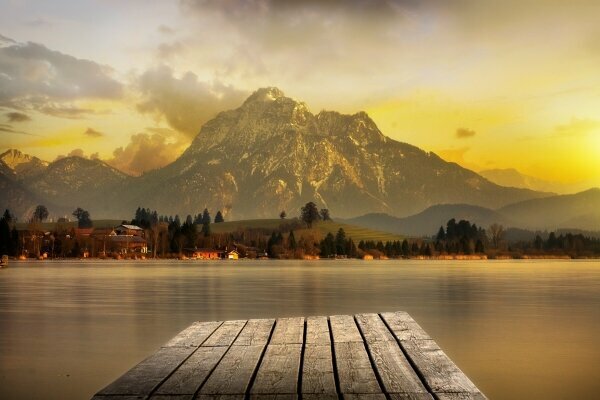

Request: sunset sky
left=0, top=0, right=599, bottom=187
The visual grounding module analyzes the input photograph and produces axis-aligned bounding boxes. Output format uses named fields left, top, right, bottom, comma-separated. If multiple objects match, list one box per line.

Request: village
left=15, top=223, right=248, bottom=261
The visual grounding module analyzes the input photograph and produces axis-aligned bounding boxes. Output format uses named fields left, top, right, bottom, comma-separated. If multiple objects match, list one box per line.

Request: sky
left=0, top=0, right=599, bottom=187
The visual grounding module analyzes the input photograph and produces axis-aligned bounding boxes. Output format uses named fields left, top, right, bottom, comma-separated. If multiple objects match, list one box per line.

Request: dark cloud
left=0, top=34, right=16, bottom=45
left=136, top=65, right=247, bottom=136
left=36, top=102, right=96, bottom=119
left=0, top=37, right=123, bottom=115
left=106, top=131, right=185, bottom=176
left=0, top=123, right=41, bottom=136
left=456, top=127, right=476, bottom=138
left=5, top=111, right=31, bottom=122
left=84, top=127, right=104, bottom=138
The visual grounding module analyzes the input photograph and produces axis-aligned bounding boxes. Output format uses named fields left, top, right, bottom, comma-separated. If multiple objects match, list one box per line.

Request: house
left=227, top=249, right=239, bottom=260
left=108, top=235, right=148, bottom=254
left=74, top=227, right=94, bottom=237
left=114, top=224, right=144, bottom=237
left=184, top=248, right=224, bottom=259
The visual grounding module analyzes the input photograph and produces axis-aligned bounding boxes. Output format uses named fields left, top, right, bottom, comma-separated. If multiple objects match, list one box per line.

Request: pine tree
left=401, top=239, right=409, bottom=257
left=335, top=228, right=346, bottom=255
left=436, top=226, right=446, bottom=241
left=202, top=208, right=211, bottom=224
left=288, top=230, right=297, bottom=250
left=215, top=211, right=224, bottom=223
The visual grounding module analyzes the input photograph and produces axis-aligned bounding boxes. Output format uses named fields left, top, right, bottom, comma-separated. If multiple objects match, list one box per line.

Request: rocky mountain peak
left=243, top=87, right=287, bottom=104
left=0, top=148, right=48, bottom=178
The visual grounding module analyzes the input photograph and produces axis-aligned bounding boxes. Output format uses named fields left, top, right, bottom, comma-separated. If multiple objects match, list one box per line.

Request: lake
left=0, top=260, right=599, bottom=399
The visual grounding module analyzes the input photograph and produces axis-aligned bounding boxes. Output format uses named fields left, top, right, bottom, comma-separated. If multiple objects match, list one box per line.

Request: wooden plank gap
left=244, top=319, right=277, bottom=397
left=353, top=315, right=390, bottom=399
left=378, top=313, right=436, bottom=397
left=297, top=318, right=307, bottom=395
left=326, top=317, right=343, bottom=400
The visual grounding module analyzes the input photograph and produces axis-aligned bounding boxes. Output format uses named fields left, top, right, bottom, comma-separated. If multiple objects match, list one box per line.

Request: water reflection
left=0, top=260, right=599, bottom=399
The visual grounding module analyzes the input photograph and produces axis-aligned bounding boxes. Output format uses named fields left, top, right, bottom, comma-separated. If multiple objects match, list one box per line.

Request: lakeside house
left=183, top=248, right=241, bottom=260
left=184, top=248, right=224, bottom=259
left=227, top=249, right=239, bottom=260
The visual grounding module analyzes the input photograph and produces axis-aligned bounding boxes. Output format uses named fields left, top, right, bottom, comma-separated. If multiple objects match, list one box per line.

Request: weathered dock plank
left=199, top=345, right=265, bottom=395
left=250, top=343, right=302, bottom=394
left=96, top=346, right=196, bottom=396
left=92, top=312, right=487, bottom=400
left=302, top=344, right=337, bottom=394
left=155, top=346, right=227, bottom=395
left=334, top=342, right=382, bottom=394
left=234, top=319, right=275, bottom=346
left=400, top=339, right=481, bottom=395
left=305, top=316, right=330, bottom=344
left=330, top=314, right=362, bottom=342
left=202, top=320, right=247, bottom=347
left=270, top=317, right=304, bottom=344
left=163, top=321, right=223, bottom=348
left=380, top=311, right=430, bottom=341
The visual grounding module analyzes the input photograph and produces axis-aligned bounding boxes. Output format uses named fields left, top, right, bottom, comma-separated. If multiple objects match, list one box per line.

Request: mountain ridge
left=1, top=87, right=549, bottom=220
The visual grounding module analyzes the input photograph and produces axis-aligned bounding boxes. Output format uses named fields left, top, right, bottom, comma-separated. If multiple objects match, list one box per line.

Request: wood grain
left=163, top=321, right=223, bottom=348
left=202, top=320, right=247, bottom=347
left=250, top=344, right=302, bottom=394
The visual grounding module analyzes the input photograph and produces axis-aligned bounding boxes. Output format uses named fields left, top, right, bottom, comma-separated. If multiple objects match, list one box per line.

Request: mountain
left=0, top=149, right=48, bottom=179
left=121, top=87, right=546, bottom=219
left=498, top=188, right=600, bottom=230
left=2, top=87, right=548, bottom=220
left=345, top=204, right=512, bottom=237
left=479, top=168, right=589, bottom=194
left=20, top=156, right=131, bottom=218
left=347, top=189, right=600, bottom=236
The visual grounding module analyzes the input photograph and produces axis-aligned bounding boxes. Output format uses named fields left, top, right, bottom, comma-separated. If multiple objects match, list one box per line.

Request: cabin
left=74, top=227, right=94, bottom=237
left=108, top=235, right=148, bottom=254
left=114, top=224, right=144, bottom=237
left=184, top=248, right=224, bottom=259
left=227, top=249, right=239, bottom=260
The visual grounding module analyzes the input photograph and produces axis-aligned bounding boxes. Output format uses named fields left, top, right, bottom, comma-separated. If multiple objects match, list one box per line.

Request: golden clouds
left=106, top=131, right=186, bottom=176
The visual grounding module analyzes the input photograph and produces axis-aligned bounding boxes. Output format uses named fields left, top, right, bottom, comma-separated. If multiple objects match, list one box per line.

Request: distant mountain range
left=345, top=188, right=600, bottom=236
left=0, top=87, right=569, bottom=223
left=478, top=168, right=591, bottom=194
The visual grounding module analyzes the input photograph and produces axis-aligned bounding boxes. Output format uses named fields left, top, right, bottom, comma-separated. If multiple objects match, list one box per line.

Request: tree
left=33, top=205, right=49, bottom=222
left=3, top=209, right=13, bottom=224
left=436, top=226, right=446, bottom=241
left=0, top=212, right=11, bottom=255
left=401, top=239, right=409, bottom=257
left=488, top=223, right=505, bottom=249
left=320, top=209, right=331, bottom=221
left=201, top=220, right=211, bottom=237
left=288, top=230, right=297, bottom=250
left=279, top=210, right=286, bottom=219
left=300, top=202, right=320, bottom=228
left=72, top=207, right=93, bottom=228
left=215, top=211, right=224, bottom=223
left=335, top=228, right=346, bottom=255
left=320, top=233, right=335, bottom=258
left=202, top=208, right=211, bottom=224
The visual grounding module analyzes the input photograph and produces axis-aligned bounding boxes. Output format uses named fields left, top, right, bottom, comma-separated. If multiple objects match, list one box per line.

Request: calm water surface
left=0, top=260, right=599, bottom=400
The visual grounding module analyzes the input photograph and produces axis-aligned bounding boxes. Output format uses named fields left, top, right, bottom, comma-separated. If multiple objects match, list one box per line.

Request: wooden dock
left=92, top=312, right=486, bottom=400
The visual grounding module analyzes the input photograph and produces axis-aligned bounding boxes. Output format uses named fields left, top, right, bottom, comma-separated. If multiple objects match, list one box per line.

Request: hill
left=498, top=188, right=600, bottom=230
left=211, top=218, right=403, bottom=242
left=345, top=204, right=511, bottom=237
